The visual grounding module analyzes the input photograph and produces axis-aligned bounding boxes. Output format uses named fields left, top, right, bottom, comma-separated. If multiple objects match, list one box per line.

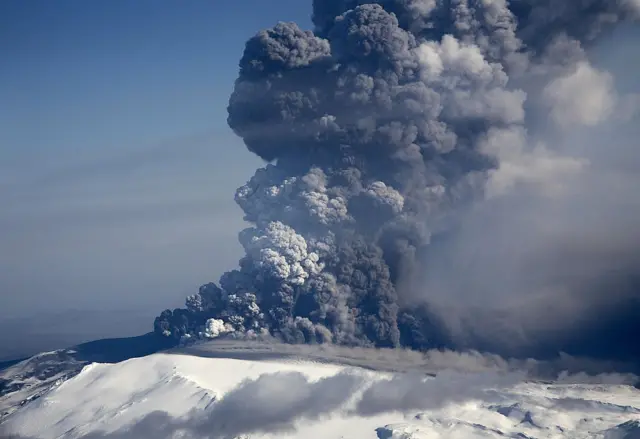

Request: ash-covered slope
left=1, top=343, right=639, bottom=439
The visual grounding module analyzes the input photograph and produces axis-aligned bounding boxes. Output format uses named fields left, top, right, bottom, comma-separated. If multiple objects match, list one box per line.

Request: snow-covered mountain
left=0, top=333, right=171, bottom=423
left=1, top=340, right=639, bottom=439
left=0, top=349, right=87, bottom=421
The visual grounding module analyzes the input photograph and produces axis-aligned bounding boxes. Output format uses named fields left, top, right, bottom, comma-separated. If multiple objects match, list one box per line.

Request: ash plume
left=155, top=0, right=640, bottom=365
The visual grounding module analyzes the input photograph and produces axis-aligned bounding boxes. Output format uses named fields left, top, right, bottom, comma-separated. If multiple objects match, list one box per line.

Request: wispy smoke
left=57, top=371, right=363, bottom=439
left=154, top=0, right=640, bottom=364
left=177, top=341, right=640, bottom=381
left=354, top=369, right=523, bottom=416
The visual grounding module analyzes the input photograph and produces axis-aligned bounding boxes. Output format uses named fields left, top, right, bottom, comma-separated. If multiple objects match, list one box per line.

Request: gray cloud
left=76, top=371, right=363, bottom=439
left=354, top=369, right=523, bottom=416
left=148, top=0, right=640, bottom=373
left=406, top=27, right=640, bottom=361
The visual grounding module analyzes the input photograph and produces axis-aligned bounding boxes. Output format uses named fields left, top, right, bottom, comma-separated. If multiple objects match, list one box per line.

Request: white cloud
left=543, top=62, right=616, bottom=128
left=479, top=127, right=587, bottom=198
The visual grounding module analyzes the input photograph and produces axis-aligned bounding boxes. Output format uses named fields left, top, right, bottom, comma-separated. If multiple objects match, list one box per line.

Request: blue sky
left=0, top=0, right=312, bottom=349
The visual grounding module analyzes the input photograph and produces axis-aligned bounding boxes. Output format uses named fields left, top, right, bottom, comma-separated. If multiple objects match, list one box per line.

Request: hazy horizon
left=0, top=0, right=313, bottom=359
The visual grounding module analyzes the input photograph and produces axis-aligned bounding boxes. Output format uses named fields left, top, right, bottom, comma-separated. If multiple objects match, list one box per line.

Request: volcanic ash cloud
left=154, top=0, right=640, bottom=362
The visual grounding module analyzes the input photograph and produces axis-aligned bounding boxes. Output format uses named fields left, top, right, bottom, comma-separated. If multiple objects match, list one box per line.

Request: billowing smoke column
left=155, top=0, right=639, bottom=357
